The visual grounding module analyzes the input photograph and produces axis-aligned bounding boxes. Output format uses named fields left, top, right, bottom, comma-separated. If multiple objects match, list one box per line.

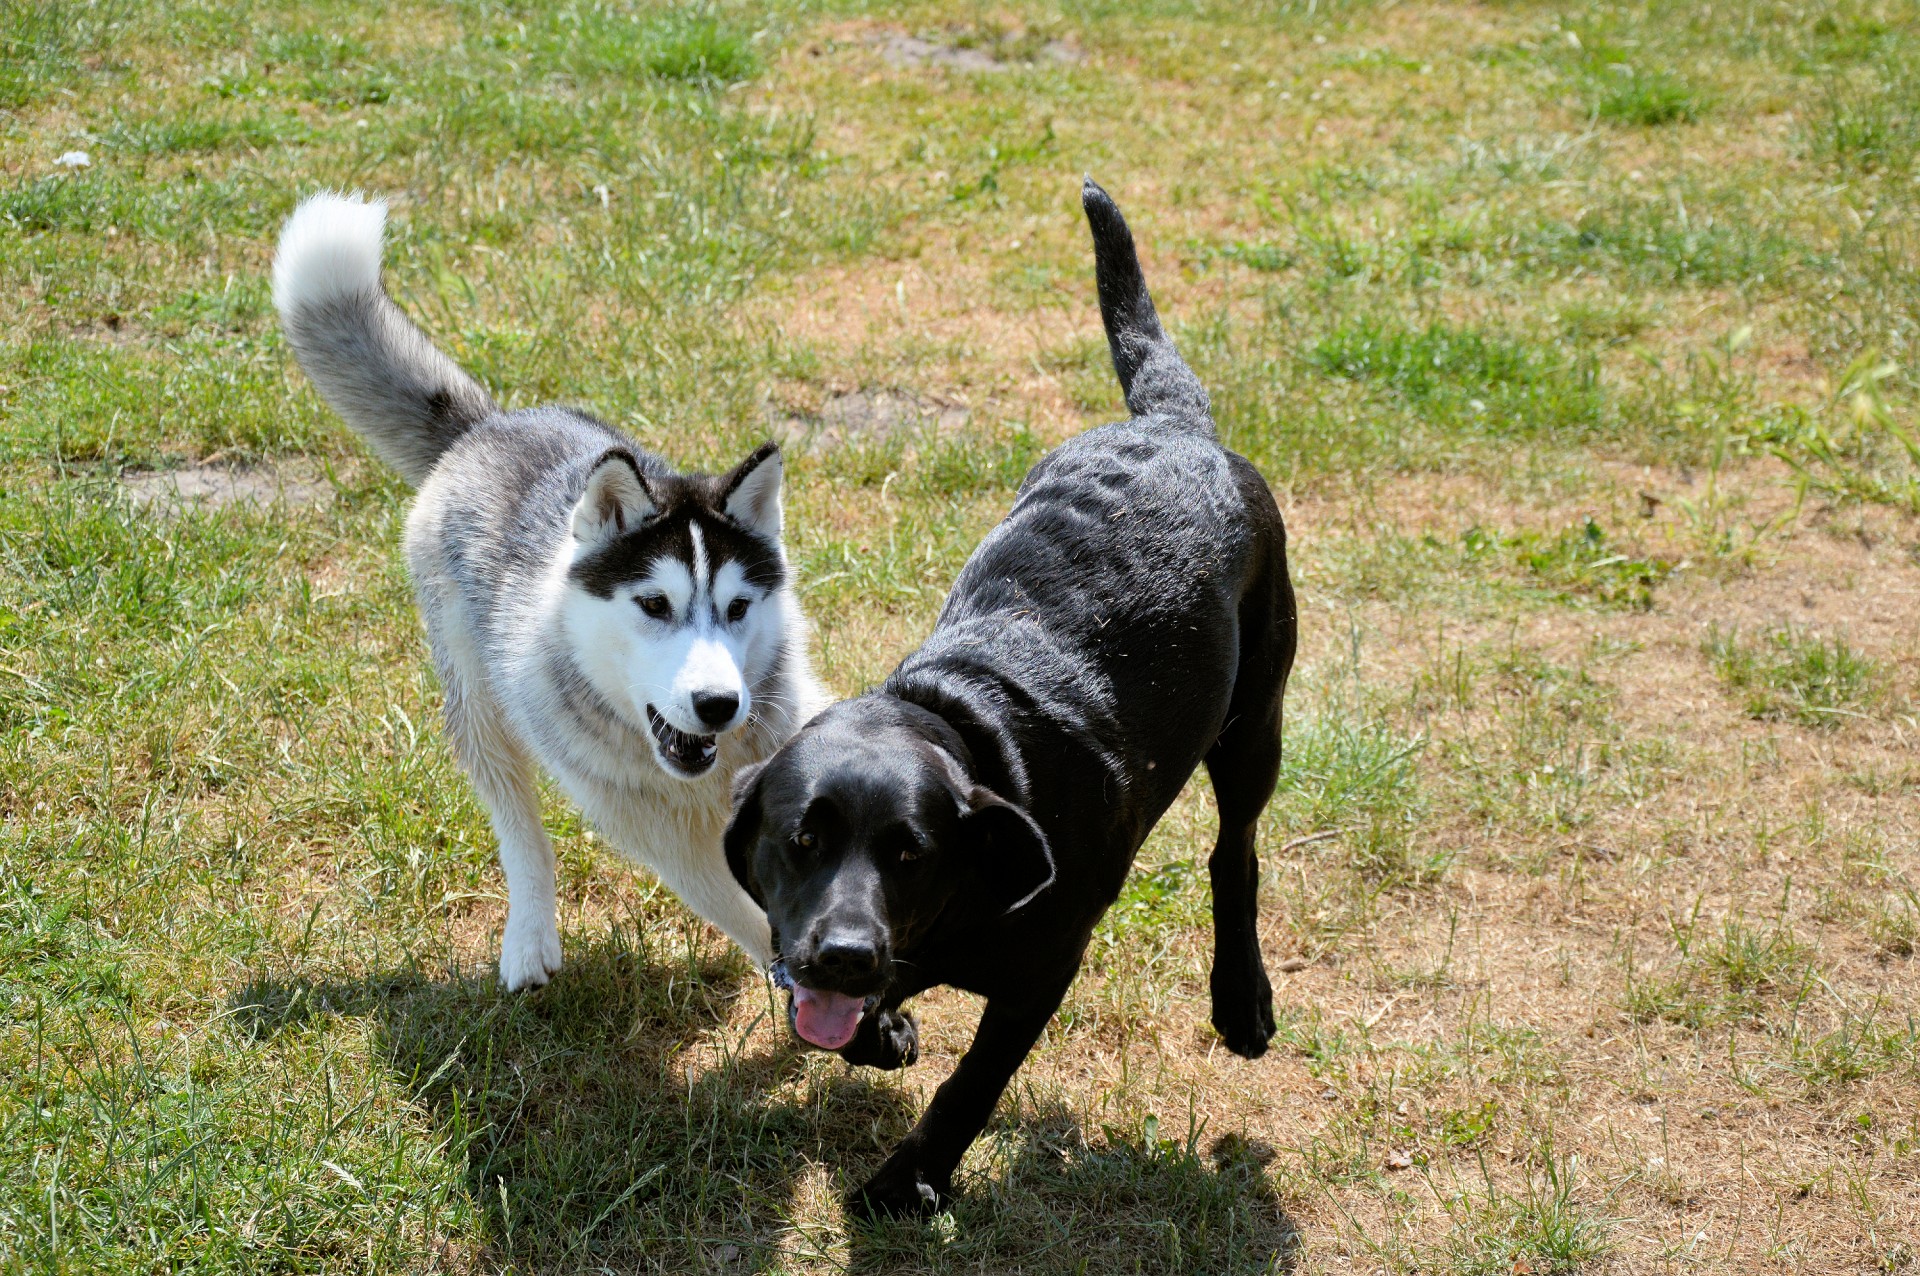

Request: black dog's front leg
left=839, top=1004, right=919, bottom=1071
left=846, top=986, right=1065, bottom=1219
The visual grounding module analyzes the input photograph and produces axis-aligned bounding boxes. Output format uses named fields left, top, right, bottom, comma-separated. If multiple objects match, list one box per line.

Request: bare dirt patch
left=767, top=387, right=972, bottom=451
left=872, top=30, right=1083, bottom=73
left=121, top=459, right=337, bottom=512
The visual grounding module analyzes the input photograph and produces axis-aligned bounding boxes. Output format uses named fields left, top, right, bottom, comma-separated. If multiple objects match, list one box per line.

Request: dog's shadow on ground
left=231, top=932, right=1299, bottom=1274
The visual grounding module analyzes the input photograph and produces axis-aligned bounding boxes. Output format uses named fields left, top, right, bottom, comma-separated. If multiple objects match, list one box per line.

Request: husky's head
left=561, top=442, right=793, bottom=781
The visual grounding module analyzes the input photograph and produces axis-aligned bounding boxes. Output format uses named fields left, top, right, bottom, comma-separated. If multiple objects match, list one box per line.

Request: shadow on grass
left=846, top=1102, right=1301, bottom=1274
left=231, top=929, right=1299, bottom=1274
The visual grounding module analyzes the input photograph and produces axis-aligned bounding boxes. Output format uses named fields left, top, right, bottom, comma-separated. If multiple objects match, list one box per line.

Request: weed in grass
left=634, top=9, right=762, bottom=84
left=1273, top=701, right=1433, bottom=888
left=1790, top=1008, right=1920, bottom=1087
left=1704, top=914, right=1814, bottom=998
left=1706, top=624, right=1886, bottom=727
left=0, top=0, right=126, bottom=107
left=1775, top=352, right=1920, bottom=514
left=1514, top=196, right=1799, bottom=291
left=1460, top=519, right=1674, bottom=611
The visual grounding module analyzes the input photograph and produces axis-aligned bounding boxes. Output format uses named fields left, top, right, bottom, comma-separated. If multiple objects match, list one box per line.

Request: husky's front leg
left=446, top=681, right=562, bottom=990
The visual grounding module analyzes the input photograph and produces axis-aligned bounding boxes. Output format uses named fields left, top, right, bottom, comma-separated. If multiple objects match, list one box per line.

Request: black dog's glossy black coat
left=726, top=180, right=1296, bottom=1217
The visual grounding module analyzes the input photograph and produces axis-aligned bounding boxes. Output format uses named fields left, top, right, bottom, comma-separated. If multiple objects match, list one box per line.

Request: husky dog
left=273, top=192, right=826, bottom=989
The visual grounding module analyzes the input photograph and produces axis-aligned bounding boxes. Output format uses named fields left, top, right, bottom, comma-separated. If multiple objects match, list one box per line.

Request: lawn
left=3, top=0, right=1919, bottom=1270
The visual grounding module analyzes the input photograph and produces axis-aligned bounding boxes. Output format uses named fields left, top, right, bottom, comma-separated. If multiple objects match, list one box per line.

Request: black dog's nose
left=813, top=932, right=882, bottom=980
left=690, top=691, right=739, bottom=729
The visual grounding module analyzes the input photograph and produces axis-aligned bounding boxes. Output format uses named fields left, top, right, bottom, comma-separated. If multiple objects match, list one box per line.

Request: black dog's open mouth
left=771, top=959, right=879, bottom=1051
left=645, top=705, right=717, bottom=777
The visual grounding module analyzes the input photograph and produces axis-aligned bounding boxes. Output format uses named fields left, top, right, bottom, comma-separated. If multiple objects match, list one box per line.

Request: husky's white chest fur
left=275, top=192, right=825, bottom=989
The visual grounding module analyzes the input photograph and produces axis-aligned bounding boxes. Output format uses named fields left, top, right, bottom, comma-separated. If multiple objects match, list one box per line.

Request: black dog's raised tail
left=1081, top=177, right=1212, bottom=430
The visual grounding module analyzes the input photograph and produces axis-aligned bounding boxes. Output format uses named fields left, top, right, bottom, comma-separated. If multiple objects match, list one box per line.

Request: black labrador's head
left=724, top=697, right=1053, bottom=1050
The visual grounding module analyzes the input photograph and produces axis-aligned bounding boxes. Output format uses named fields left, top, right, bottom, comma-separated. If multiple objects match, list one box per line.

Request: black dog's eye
left=899, top=843, right=925, bottom=864
left=636, top=594, right=672, bottom=620
left=725, top=598, right=750, bottom=624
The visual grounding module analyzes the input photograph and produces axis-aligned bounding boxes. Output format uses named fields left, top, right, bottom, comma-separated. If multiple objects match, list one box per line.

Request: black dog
left=724, top=179, right=1297, bottom=1217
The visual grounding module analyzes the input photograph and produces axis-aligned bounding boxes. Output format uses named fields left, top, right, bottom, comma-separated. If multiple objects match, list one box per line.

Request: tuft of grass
left=1626, top=911, right=1816, bottom=1028
left=0, top=0, right=127, bottom=107
left=1514, top=198, right=1799, bottom=290
left=1589, top=68, right=1703, bottom=127
left=638, top=11, right=761, bottom=84
left=1807, top=63, right=1920, bottom=173
left=1705, top=625, right=1886, bottom=728
left=1273, top=697, right=1439, bottom=889
left=1437, top=1141, right=1611, bottom=1274
left=1868, top=889, right=1920, bottom=959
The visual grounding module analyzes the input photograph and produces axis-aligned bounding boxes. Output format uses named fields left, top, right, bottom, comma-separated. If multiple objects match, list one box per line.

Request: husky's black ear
left=572, top=448, right=657, bottom=544
left=723, top=759, right=770, bottom=905
left=720, top=442, right=783, bottom=539
left=962, top=787, right=1054, bottom=914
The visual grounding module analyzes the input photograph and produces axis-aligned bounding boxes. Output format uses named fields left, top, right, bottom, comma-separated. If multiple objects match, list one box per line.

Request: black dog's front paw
left=1210, top=964, right=1275, bottom=1059
left=838, top=1007, right=919, bottom=1071
left=847, top=1159, right=949, bottom=1220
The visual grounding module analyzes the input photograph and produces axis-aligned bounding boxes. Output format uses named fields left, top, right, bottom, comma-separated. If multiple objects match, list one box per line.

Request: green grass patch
left=1589, top=67, right=1704, bottom=127
left=1307, top=318, right=1604, bottom=438
left=1705, top=624, right=1886, bottom=727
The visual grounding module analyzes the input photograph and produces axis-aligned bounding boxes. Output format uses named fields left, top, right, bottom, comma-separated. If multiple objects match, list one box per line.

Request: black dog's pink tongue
left=792, top=984, right=865, bottom=1049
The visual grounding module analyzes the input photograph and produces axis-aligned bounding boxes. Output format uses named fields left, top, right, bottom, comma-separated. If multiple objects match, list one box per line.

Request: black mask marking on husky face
left=570, top=445, right=788, bottom=600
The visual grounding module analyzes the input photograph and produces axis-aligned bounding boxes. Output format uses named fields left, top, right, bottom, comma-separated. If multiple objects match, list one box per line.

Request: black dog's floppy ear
left=719, top=442, right=782, bottom=540
left=723, top=759, right=770, bottom=905
left=572, top=448, right=657, bottom=544
left=963, top=787, right=1054, bottom=913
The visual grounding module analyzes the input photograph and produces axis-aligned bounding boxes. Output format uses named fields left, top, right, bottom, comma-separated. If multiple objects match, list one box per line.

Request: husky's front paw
left=499, top=915, right=562, bottom=991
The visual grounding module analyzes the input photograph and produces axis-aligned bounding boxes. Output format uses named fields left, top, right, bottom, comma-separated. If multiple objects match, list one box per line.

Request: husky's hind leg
left=443, top=668, right=562, bottom=990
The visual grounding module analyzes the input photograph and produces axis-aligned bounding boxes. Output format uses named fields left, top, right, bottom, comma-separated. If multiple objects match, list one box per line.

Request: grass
left=4, top=0, right=1920, bottom=1271
left=1706, top=624, right=1888, bottom=727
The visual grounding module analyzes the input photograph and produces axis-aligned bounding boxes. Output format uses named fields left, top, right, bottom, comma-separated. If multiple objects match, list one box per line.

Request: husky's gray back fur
left=274, top=192, right=825, bottom=989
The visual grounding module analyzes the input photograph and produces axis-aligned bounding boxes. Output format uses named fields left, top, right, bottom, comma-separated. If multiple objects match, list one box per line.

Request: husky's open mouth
left=645, top=705, right=718, bottom=777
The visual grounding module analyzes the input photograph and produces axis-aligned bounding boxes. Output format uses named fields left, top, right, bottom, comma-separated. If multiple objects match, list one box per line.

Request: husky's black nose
left=813, top=931, right=883, bottom=981
left=691, top=691, right=739, bottom=729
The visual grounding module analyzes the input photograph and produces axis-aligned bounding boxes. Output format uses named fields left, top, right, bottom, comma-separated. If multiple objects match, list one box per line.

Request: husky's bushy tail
left=1080, top=177, right=1212, bottom=432
left=273, top=193, right=496, bottom=486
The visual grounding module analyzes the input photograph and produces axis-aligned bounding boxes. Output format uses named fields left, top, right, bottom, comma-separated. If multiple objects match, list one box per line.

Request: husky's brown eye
left=793, top=830, right=817, bottom=851
left=725, top=597, right=750, bottom=624
left=637, top=594, right=671, bottom=620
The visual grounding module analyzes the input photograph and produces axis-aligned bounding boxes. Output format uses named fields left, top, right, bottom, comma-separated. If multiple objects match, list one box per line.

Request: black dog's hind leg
left=1204, top=692, right=1282, bottom=1059
left=848, top=978, right=1070, bottom=1219
left=1206, top=463, right=1296, bottom=1060
left=839, top=1002, right=919, bottom=1071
